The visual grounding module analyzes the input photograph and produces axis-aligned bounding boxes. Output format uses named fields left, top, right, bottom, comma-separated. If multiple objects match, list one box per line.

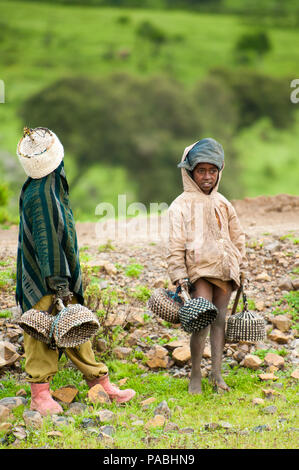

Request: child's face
left=192, top=162, right=219, bottom=194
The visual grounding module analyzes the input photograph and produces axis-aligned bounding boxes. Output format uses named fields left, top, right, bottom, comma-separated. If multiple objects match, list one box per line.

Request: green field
left=0, top=1, right=298, bottom=222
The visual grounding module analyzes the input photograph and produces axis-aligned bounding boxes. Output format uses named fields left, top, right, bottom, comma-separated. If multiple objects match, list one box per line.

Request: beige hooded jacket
left=166, top=141, right=247, bottom=290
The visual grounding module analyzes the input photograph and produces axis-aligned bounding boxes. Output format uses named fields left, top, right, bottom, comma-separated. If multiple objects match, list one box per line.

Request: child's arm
left=166, top=204, right=188, bottom=285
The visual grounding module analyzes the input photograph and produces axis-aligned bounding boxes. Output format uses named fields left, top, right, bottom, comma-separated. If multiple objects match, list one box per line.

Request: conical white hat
left=17, top=127, right=64, bottom=179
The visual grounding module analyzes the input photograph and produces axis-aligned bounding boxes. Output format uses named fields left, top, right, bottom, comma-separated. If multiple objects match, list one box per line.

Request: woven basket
left=18, top=309, right=53, bottom=345
left=225, top=286, right=266, bottom=342
left=148, top=287, right=182, bottom=324
left=226, top=310, right=266, bottom=342
left=18, top=300, right=100, bottom=348
left=179, top=291, right=218, bottom=333
left=49, top=301, right=100, bottom=348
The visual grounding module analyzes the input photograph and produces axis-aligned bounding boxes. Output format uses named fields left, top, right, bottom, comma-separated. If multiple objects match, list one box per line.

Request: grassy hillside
left=0, top=1, right=298, bottom=221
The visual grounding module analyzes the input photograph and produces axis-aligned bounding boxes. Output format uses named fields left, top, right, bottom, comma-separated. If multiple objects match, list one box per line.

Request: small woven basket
left=18, top=299, right=100, bottom=348
left=49, top=300, right=100, bottom=348
left=178, top=288, right=218, bottom=333
left=148, top=287, right=183, bottom=324
left=18, top=309, right=53, bottom=345
left=226, top=286, right=266, bottom=342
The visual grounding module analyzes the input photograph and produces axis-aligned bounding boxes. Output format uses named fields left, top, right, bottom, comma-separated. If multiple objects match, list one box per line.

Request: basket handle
left=180, top=284, right=192, bottom=302
left=231, top=284, right=242, bottom=316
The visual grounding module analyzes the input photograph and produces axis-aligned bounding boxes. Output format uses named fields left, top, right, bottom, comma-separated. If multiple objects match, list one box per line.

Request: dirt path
left=1, top=194, right=298, bottom=254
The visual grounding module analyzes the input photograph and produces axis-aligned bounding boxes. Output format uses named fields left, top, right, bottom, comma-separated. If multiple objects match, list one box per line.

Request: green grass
left=125, top=263, right=144, bottom=278
left=0, top=309, right=12, bottom=318
left=0, top=361, right=298, bottom=449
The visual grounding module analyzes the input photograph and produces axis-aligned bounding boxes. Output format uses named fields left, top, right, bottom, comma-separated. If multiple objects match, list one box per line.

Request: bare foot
left=209, top=374, right=230, bottom=393
left=188, top=373, right=202, bottom=394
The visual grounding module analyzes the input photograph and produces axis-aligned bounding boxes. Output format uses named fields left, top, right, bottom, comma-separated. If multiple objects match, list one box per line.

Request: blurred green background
left=0, top=0, right=298, bottom=224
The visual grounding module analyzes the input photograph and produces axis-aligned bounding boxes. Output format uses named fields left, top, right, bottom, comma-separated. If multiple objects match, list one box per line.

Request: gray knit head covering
left=178, top=138, right=224, bottom=171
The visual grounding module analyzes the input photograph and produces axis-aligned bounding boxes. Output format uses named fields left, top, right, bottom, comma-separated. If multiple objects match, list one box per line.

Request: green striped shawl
left=16, top=162, right=84, bottom=313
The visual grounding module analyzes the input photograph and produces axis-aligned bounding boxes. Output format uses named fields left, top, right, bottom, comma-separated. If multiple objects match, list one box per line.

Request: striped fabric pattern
left=16, top=162, right=84, bottom=313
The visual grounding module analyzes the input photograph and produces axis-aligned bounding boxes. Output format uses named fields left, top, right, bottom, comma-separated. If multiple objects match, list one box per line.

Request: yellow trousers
left=23, top=294, right=108, bottom=383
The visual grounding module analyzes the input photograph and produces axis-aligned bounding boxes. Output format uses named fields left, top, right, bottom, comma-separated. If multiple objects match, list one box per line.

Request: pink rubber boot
left=86, top=374, right=136, bottom=403
left=30, top=383, right=63, bottom=416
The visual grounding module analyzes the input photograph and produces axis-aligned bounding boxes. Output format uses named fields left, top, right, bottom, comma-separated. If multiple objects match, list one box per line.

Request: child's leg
left=210, top=284, right=233, bottom=391
left=189, top=278, right=213, bottom=394
left=64, top=341, right=108, bottom=381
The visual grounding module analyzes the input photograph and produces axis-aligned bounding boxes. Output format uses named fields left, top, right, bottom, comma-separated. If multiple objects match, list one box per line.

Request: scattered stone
left=52, top=385, right=79, bottom=404
left=203, top=345, right=212, bottom=358
left=154, top=400, right=171, bottom=419
left=47, top=431, right=63, bottom=438
left=204, top=422, right=219, bottom=431
left=258, top=373, right=278, bottom=381
left=243, top=354, right=263, bottom=370
left=252, top=398, right=265, bottom=405
left=104, top=311, right=128, bottom=327
left=233, top=350, right=246, bottom=362
left=113, top=346, right=132, bottom=359
left=96, top=338, right=108, bottom=352
left=12, top=425, right=27, bottom=440
left=16, top=389, right=27, bottom=398
left=127, top=308, right=146, bottom=326
left=0, top=422, right=12, bottom=432
left=271, top=315, right=292, bottom=333
left=81, top=418, right=96, bottom=428
left=291, top=368, right=299, bottom=379
left=268, top=329, right=289, bottom=344
left=22, top=410, right=43, bottom=429
left=291, top=278, right=299, bottom=290
left=179, top=427, right=194, bottom=434
left=118, top=377, right=128, bottom=386
left=145, top=414, right=166, bottom=428
left=278, top=277, right=293, bottom=291
left=263, top=405, right=277, bottom=414
left=165, top=339, right=188, bottom=351
left=255, top=301, right=265, bottom=312
left=0, top=397, right=27, bottom=410
left=103, top=262, right=117, bottom=276
left=0, top=405, right=11, bottom=423
left=87, top=384, right=111, bottom=404
left=164, top=422, right=179, bottom=432
left=99, top=425, right=115, bottom=437
left=172, top=346, right=191, bottom=366
left=0, top=341, right=20, bottom=368
left=266, top=365, right=279, bottom=373
left=153, top=278, right=165, bottom=288
left=96, top=410, right=116, bottom=423
left=264, top=352, right=285, bottom=369
left=262, top=388, right=279, bottom=400
left=146, top=346, right=170, bottom=369
left=131, top=420, right=144, bottom=426
left=141, top=397, right=156, bottom=407
left=51, top=415, right=71, bottom=427
left=65, top=402, right=87, bottom=416
left=219, top=421, right=233, bottom=429
left=98, top=431, right=114, bottom=443
left=264, top=241, right=281, bottom=252
left=256, top=272, right=271, bottom=282
left=252, top=424, right=271, bottom=432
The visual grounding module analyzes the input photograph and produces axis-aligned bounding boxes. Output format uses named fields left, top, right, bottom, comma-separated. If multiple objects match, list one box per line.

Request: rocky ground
left=0, top=194, right=298, bottom=441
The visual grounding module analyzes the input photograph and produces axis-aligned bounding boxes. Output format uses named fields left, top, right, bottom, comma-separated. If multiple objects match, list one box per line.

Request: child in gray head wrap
left=178, top=138, right=224, bottom=172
